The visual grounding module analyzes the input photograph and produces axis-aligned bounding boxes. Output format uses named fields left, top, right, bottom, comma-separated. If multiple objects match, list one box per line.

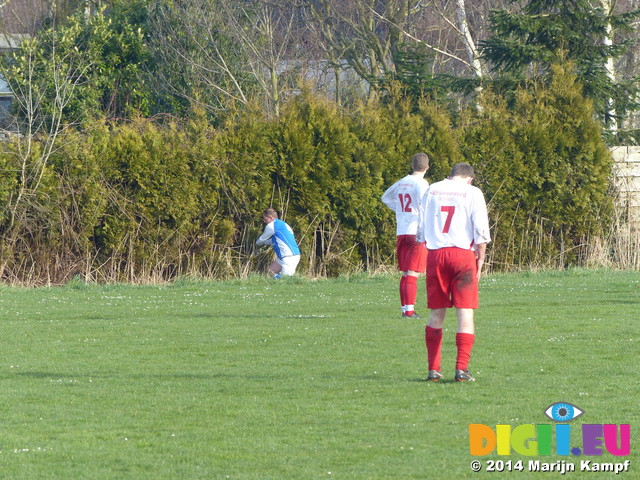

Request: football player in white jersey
left=381, top=153, right=430, bottom=319
left=418, top=162, right=491, bottom=382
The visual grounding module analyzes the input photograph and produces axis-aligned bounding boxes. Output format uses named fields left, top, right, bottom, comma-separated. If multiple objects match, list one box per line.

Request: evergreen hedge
left=0, top=69, right=615, bottom=284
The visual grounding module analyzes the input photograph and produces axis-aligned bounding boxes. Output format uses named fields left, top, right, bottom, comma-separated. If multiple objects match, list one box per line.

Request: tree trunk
left=455, top=0, right=483, bottom=79
left=601, top=0, right=617, bottom=133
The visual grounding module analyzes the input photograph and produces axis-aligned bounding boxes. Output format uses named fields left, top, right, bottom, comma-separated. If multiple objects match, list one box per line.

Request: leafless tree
left=1, top=33, right=95, bottom=233
left=306, top=0, right=421, bottom=100
left=615, top=0, right=640, bottom=130
left=304, top=0, right=516, bottom=102
left=603, top=0, right=640, bottom=132
left=147, top=0, right=305, bottom=116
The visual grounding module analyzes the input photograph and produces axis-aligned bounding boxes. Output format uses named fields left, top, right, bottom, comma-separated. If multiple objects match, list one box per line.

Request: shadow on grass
left=14, top=371, right=458, bottom=385
left=12, top=371, right=330, bottom=383
left=407, top=377, right=472, bottom=385
left=14, top=371, right=237, bottom=381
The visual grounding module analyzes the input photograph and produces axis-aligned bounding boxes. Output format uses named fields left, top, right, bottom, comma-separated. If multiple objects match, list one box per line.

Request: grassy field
left=0, top=270, right=637, bottom=479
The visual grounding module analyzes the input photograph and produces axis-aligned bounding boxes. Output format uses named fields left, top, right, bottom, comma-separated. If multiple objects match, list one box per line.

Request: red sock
left=425, top=326, right=443, bottom=371
left=456, top=333, right=475, bottom=371
left=399, top=276, right=407, bottom=309
left=405, top=275, right=418, bottom=309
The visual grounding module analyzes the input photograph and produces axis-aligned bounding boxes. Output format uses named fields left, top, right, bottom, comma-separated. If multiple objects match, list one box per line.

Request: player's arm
left=416, top=187, right=430, bottom=243
left=256, top=222, right=275, bottom=246
left=471, top=189, right=491, bottom=244
left=381, top=181, right=399, bottom=210
left=471, top=189, right=491, bottom=279
left=475, top=243, right=487, bottom=280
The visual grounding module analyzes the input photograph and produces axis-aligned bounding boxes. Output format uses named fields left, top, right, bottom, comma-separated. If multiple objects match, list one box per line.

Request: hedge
left=0, top=69, right=614, bottom=284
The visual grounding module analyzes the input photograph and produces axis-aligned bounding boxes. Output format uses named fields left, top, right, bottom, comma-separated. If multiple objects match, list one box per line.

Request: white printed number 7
left=441, top=206, right=455, bottom=233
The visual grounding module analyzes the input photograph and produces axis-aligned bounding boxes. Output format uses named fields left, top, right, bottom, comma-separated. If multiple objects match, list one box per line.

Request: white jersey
left=419, top=178, right=491, bottom=250
left=381, top=174, right=429, bottom=235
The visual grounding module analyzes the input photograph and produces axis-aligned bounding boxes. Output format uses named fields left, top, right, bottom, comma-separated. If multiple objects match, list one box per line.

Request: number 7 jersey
left=381, top=174, right=430, bottom=235
left=418, top=178, right=491, bottom=250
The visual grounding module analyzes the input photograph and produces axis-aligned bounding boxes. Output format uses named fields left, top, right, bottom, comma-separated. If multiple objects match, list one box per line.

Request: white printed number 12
left=441, top=206, right=455, bottom=233
left=398, top=193, right=412, bottom=212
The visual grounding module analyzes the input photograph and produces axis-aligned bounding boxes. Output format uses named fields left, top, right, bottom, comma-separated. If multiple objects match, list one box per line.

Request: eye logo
left=544, top=402, right=584, bottom=422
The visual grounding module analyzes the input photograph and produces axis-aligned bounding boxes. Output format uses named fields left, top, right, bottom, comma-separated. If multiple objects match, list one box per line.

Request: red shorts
left=426, top=247, right=478, bottom=309
left=397, top=235, right=427, bottom=273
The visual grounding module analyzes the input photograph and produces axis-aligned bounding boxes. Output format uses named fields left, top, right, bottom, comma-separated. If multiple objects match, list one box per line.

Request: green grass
left=0, top=270, right=638, bottom=479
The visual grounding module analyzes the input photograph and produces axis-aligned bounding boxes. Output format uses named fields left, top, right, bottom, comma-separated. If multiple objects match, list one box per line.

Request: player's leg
left=425, top=249, right=448, bottom=379
left=425, top=308, right=446, bottom=380
left=399, top=273, right=408, bottom=315
left=425, top=248, right=454, bottom=381
left=403, top=271, right=419, bottom=317
left=397, top=236, right=407, bottom=315
left=455, top=308, right=476, bottom=381
left=428, top=308, right=446, bottom=328
left=449, top=249, right=478, bottom=381
left=403, top=240, right=427, bottom=318
left=269, top=259, right=283, bottom=278
left=456, top=308, right=474, bottom=334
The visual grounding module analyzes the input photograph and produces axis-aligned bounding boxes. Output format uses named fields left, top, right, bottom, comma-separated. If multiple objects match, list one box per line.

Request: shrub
left=0, top=72, right=616, bottom=283
left=461, top=64, right=613, bottom=269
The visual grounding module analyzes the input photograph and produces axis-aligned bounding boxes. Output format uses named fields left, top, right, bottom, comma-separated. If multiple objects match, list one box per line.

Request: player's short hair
left=263, top=208, right=279, bottom=219
left=450, top=162, right=475, bottom=178
left=412, top=152, right=430, bottom=172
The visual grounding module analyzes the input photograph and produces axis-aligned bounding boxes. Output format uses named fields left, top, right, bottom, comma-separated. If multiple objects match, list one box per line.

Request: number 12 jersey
left=381, top=174, right=430, bottom=236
